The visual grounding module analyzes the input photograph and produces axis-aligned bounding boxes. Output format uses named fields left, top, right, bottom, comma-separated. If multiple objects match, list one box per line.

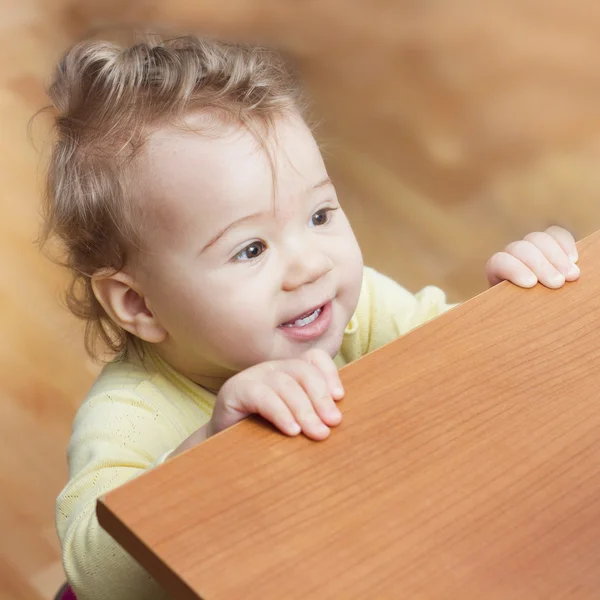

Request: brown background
left=3, top=1, right=600, bottom=597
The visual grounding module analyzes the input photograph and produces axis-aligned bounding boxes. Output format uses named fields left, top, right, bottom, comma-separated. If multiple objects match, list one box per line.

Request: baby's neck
left=135, top=340, right=236, bottom=396
left=186, top=374, right=226, bottom=395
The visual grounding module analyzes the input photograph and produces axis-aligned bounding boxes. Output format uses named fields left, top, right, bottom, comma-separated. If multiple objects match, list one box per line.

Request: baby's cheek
left=338, top=245, right=363, bottom=314
left=339, top=238, right=363, bottom=283
left=164, top=290, right=219, bottom=337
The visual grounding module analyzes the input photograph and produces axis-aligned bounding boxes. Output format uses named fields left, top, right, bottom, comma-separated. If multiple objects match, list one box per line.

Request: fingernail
left=522, top=273, right=537, bottom=287
left=551, top=272, right=565, bottom=287
left=289, top=422, right=301, bottom=435
left=570, top=251, right=579, bottom=263
left=333, top=387, right=344, bottom=399
left=315, top=422, right=330, bottom=436
left=329, top=406, right=342, bottom=419
left=567, top=263, right=580, bottom=277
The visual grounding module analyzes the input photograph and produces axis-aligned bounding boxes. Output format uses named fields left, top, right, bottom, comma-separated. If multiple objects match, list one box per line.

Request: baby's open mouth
left=279, top=306, right=323, bottom=328
left=277, top=301, right=333, bottom=340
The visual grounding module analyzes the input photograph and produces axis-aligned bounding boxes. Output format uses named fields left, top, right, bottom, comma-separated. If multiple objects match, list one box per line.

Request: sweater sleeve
left=337, top=267, right=458, bottom=365
left=56, top=386, right=193, bottom=600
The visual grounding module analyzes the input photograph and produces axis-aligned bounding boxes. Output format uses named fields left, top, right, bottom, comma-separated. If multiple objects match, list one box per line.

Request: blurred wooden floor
left=4, top=0, right=600, bottom=598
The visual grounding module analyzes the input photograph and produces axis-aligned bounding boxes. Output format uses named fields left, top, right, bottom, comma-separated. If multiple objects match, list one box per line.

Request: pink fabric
left=61, top=586, right=77, bottom=600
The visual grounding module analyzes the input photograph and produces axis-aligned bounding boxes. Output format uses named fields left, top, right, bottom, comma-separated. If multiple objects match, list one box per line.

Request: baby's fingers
left=524, top=231, right=579, bottom=282
left=302, top=348, right=344, bottom=400
left=268, top=372, right=331, bottom=440
left=545, top=225, right=578, bottom=263
left=502, top=240, right=565, bottom=289
left=240, top=381, right=301, bottom=437
left=486, top=250, right=538, bottom=288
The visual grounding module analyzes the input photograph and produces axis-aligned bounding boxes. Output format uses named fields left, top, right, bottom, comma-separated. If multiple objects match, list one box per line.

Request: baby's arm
left=57, top=389, right=187, bottom=600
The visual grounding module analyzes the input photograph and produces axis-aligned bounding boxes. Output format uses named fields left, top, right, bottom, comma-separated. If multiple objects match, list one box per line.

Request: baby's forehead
left=130, top=112, right=326, bottom=245
left=140, top=125, right=270, bottom=212
left=142, top=117, right=272, bottom=187
left=141, top=110, right=319, bottom=177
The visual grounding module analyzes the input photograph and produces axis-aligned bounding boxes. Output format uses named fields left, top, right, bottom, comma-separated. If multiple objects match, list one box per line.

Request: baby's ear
left=92, top=270, right=167, bottom=343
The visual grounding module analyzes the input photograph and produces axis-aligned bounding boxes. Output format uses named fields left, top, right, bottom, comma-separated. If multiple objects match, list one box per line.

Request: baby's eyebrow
left=200, top=177, right=333, bottom=254
left=200, top=211, right=267, bottom=254
left=311, top=177, right=332, bottom=192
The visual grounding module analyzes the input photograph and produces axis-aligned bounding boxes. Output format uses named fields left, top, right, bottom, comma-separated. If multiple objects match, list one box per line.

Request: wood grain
left=98, top=230, right=600, bottom=599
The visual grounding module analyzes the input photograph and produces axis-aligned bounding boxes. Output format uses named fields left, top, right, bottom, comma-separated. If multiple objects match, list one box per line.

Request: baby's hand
left=486, top=226, right=580, bottom=289
left=209, top=349, right=344, bottom=441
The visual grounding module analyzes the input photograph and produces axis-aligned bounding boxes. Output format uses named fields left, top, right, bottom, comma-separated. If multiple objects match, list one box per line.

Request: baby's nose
left=282, top=251, right=333, bottom=291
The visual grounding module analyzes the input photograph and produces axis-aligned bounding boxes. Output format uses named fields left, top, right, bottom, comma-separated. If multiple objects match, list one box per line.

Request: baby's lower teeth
left=288, top=308, right=321, bottom=327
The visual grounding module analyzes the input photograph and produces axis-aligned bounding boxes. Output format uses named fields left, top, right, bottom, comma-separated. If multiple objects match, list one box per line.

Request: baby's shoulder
left=74, top=356, right=170, bottom=423
left=87, top=355, right=161, bottom=399
left=65, top=355, right=212, bottom=474
left=79, top=353, right=214, bottom=425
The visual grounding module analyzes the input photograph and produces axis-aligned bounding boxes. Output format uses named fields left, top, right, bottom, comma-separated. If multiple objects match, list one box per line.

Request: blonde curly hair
left=40, top=34, right=305, bottom=358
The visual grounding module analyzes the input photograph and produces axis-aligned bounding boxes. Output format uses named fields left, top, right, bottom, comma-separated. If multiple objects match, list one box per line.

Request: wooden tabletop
left=97, top=231, right=600, bottom=600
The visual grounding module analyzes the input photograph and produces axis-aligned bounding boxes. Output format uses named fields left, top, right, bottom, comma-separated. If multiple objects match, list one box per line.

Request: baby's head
left=43, top=35, right=363, bottom=387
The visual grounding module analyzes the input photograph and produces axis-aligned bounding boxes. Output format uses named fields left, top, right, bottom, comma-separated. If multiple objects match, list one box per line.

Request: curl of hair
left=39, top=34, right=305, bottom=359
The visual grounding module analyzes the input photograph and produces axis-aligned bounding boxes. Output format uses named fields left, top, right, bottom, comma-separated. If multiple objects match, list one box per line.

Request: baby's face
left=133, top=112, right=363, bottom=385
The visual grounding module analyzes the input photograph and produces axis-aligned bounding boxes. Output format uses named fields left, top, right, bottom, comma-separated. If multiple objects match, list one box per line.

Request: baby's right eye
left=234, top=241, right=266, bottom=261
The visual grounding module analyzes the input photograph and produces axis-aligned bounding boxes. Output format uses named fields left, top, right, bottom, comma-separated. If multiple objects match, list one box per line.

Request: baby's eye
left=310, top=207, right=337, bottom=227
left=234, top=241, right=266, bottom=261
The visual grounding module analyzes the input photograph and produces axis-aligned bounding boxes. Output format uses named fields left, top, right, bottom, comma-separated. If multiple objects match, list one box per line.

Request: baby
left=44, top=35, right=580, bottom=600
